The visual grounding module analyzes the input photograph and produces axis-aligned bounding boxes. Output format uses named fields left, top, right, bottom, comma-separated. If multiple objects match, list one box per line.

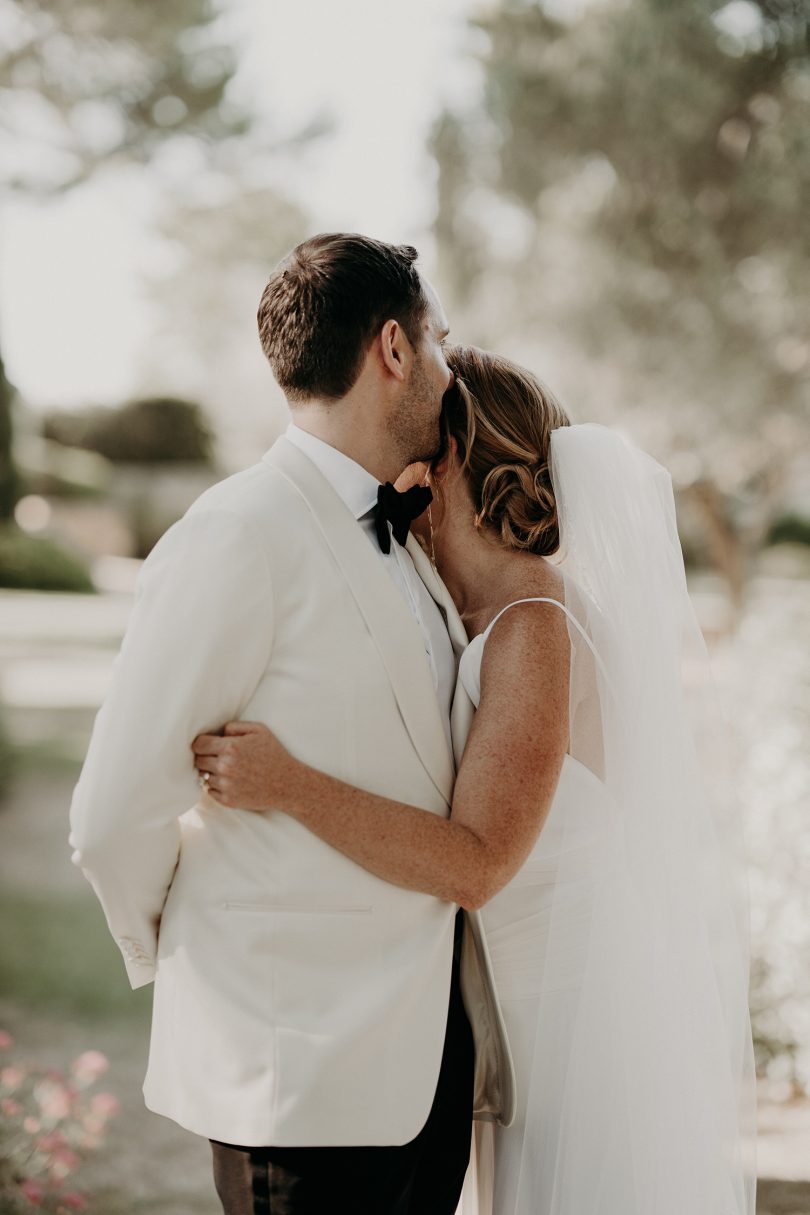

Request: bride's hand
left=191, top=721, right=294, bottom=812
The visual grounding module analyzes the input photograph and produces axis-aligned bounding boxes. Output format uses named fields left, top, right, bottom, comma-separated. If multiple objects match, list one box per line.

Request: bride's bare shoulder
left=490, top=556, right=567, bottom=625
left=480, top=560, right=570, bottom=703
left=530, top=559, right=566, bottom=605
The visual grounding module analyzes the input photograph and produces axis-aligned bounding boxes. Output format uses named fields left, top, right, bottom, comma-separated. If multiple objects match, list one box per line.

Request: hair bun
left=439, top=344, right=570, bottom=557
left=479, top=459, right=560, bottom=557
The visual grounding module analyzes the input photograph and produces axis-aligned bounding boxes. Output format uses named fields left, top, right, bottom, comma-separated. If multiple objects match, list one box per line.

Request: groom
left=69, top=233, right=512, bottom=1214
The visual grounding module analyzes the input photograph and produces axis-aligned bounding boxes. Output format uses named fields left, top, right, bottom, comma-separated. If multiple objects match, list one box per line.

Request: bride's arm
left=193, top=603, right=569, bottom=910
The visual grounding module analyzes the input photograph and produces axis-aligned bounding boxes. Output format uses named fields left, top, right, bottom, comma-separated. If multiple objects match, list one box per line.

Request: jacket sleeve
left=68, top=507, right=275, bottom=988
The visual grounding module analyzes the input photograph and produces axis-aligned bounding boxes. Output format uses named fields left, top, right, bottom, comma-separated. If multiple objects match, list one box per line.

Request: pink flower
left=0, top=1030, right=13, bottom=1049
left=1, top=1065, right=26, bottom=1091
left=89, top=1090, right=120, bottom=1119
left=23, top=1115, right=41, bottom=1133
left=70, top=1051, right=108, bottom=1082
left=61, top=1194, right=88, bottom=1211
left=19, top=1177, right=45, bottom=1204
left=36, top=1081, right=72, bottom=1121
left=37, top=1130, right=66, bottom=1152
left=1, top=1097, right=21, bottom=1115
left=81, top=1113, right=104, bottom=1136
left=48, top=1146, right=81, bottom=1179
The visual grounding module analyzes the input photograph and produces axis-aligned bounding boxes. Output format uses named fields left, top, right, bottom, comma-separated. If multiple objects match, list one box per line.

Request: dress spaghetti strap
left=482, top=596, right=619, bottom=712
left=483, top=596, right=579, bottom=639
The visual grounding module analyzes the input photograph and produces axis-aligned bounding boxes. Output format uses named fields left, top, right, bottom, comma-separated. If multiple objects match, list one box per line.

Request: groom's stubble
left=389, top=349, right=446, bottom=472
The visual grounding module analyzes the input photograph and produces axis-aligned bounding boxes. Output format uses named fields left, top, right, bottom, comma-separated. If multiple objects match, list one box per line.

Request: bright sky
left=0, top=0, right=478, bottom=410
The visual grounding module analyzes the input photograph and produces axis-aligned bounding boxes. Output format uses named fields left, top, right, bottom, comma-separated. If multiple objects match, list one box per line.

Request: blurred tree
left=0, top=348, right=22, bottom=518
left=766, top=510, right=810, bottom=546
left=0, top=0, right=254, bottom=518
left=43, top=396, right=214, bottom=463
left=0, top=695, right=16, bottom=801
left=1, top=0, right=252, bottom=198
left=432, top=0, right=810, bottom=606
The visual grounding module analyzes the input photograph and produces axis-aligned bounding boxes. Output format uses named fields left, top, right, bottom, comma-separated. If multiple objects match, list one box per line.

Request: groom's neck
left=289, top=399, right=404, bottom=485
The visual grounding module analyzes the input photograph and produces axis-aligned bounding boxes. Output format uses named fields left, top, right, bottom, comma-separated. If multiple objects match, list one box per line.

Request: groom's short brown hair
left=257, top=233, right=428, bottom=402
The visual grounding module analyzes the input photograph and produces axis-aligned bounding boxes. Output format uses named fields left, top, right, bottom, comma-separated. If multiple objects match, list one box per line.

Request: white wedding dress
left=457, top=594, right=613, bottom=1215
left=454, top=426, right=756, bottom=1215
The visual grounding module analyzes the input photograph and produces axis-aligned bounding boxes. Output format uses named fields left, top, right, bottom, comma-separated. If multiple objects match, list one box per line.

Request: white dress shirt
left=285, top=423, right=455, bottom=750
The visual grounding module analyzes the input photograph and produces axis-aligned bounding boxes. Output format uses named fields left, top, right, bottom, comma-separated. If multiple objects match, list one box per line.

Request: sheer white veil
left=507, top=423, right=757, bottom=1213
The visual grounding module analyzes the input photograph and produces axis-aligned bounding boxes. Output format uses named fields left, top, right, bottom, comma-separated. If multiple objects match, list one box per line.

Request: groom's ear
left=379, top=318, right=409, bottom=383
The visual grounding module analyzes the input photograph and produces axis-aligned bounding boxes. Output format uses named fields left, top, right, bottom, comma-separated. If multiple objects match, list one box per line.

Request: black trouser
left=210, top=913, right=474, bottom=1215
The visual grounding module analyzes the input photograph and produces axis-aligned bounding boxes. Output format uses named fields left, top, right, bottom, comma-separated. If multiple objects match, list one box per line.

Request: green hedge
left=43, top=396, right=214, bottom=464
left=0, top=525, right=94, bottom=593
left=0, top=702, right=15, bottom=802
left=767, top=513, right=810, bottom=548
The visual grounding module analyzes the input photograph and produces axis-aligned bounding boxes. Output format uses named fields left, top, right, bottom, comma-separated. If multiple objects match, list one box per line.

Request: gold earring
left=423, top=471, right=437, bottom=567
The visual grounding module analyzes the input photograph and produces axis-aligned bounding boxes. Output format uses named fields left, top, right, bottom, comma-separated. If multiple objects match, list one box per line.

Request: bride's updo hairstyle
left=440, top=345, right=571, bottom=557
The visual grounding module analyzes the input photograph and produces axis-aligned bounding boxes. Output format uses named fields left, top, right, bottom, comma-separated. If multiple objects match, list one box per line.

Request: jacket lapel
left=405, top=535, right=467, bottom=658
left=407, top=537, right=516, bottom=1124
left=406, top=535, right=476, bottom=768
left=263, top=437, right=455, bottom=807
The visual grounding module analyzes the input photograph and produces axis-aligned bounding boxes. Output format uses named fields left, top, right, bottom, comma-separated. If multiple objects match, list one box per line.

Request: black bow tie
left=373, top=482, right=433, bottom=554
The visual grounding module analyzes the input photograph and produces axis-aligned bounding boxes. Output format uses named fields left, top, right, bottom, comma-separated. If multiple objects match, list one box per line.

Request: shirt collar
left=284, top=423, right=378, bottom=521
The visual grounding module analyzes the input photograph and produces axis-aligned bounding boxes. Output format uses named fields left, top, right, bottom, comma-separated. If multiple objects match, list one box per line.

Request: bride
left=192, top=345, right=757, bottom=1214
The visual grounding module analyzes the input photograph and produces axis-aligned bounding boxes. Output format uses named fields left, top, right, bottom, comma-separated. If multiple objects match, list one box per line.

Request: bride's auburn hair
left=439, top=345, right=571, bottom=557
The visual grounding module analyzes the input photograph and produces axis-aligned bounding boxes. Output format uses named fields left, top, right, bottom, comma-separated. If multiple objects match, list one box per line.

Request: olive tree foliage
left=0, top=0, right=253, bottom=518
left=0, top=0, right=251, bottom=196
left=431, top=0, right=810, bottom=604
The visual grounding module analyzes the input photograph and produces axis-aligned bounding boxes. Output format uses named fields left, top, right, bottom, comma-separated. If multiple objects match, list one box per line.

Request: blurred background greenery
left=0, top=0, right=808, bottom=1211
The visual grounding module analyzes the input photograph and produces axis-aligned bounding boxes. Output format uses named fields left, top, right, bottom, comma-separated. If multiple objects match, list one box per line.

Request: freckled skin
left=192, top=586, right=570, bottom=912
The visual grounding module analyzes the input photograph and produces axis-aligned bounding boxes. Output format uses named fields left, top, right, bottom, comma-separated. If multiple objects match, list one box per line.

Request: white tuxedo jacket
left=69, top=435, right=514, bottom=1147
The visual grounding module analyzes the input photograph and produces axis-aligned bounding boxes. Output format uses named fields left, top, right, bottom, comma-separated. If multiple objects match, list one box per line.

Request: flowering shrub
left=0, top=1031, right=120, bottom=1212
